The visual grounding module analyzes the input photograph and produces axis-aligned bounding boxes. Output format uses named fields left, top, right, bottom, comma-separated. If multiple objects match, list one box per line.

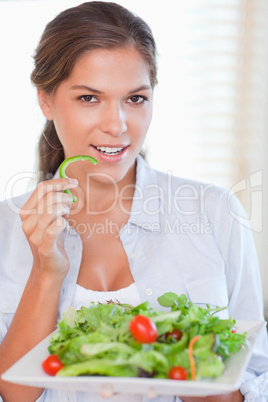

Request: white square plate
left=1, top=320, right=266, bottom=397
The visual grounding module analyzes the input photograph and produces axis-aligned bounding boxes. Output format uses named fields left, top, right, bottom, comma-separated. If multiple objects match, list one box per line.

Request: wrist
left=27, top=268, right=65, bottom=300
left=29, top=264, right=67, bottom=288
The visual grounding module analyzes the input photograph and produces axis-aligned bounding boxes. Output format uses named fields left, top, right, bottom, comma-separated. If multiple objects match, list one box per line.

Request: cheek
left=145, top=107, right=153, bottom=130
left=144, top=102, right=153, bottom=126
left=53, top=107, right=91, bottom=144
left=131, top=107, right=153, bottom=141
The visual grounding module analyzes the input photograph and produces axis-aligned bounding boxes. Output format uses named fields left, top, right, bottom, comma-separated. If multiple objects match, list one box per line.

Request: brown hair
left=31, top=1, right=158, bottom=180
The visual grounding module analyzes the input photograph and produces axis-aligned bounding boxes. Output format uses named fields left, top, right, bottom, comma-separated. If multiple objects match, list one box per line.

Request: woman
left=0, top=2, right=267, bottom=401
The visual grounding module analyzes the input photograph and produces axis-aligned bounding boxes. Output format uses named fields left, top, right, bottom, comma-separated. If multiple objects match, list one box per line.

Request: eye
left=78, top=95, right=98, bottom=103
left=127, top=95, right=147, bottom=104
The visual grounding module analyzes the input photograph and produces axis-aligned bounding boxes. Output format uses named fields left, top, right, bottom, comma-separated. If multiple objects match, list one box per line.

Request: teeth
left=96, top=146, right=124, bottom=154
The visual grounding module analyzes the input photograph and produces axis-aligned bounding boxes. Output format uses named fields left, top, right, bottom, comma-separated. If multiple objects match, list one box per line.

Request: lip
left=90, top=144, right=129, bottom=163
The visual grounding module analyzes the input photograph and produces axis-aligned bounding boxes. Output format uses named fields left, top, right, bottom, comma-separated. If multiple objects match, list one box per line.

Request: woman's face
left=39, top=47, right=153, bottom=186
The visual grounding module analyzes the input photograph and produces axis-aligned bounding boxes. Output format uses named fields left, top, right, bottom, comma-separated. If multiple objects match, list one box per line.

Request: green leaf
left=81, top=342, right=136, bottom=359
left=167, top=349, right=190, bottom=370
left=157, top=292, right=180, bottom=307
left=193, top=334, right=216, bottom=359
left=129, top=350, right=169, bottom=375
left=131, top=301, right=154, bottom=313
left=197, top=354, right=225, bottom=378
left=56, top=358, right=138, bottom=377
left=154, top=332, right=188, bottom=355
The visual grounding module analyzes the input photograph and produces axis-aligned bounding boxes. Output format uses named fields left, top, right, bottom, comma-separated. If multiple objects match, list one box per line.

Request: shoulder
left=138, top=157, right=250, bottom=239
left=0, top=191, right=32, bottom=220
left=138, top=155, right=226, bottom=195
left=138, top=156, right=236, bottom=220
left=0, top=192, right=32, bottom=241
left=0, top=192, right=34, bottom=288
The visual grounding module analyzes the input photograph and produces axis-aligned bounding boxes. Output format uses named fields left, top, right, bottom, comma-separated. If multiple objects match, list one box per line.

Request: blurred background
left=0, top=0, right=267, bottom=315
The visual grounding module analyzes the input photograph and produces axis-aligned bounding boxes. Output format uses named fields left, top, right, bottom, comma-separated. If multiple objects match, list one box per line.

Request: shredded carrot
left=188, top=335, right=201, bottom=381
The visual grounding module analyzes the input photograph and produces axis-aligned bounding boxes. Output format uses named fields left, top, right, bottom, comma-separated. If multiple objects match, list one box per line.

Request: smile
left=92, top=145, right=125, bottom=155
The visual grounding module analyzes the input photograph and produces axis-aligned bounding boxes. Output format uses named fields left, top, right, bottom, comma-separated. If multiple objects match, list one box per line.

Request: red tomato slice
left=168, top=366, right=188, bottom=380
left=165, top=328, right=183, bottom=341
left=129, top=315, right=158, bottom=343
left=42, top=354, right=64, bottom=376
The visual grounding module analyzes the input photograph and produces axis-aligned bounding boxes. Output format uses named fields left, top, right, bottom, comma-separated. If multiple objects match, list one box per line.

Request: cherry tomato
left=129, top=315, right=158, bottom=343
left=168, top=366, right=188, bottom=380
left=231, top=328, right=236, bottom=333
left=42, top=354, right=64, bottom=376
left=165, top=328, right=183, bottom=341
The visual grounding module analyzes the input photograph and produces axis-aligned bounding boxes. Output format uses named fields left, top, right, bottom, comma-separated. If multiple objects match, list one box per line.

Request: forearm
left=181, top=390, right=244, bottom=402
left=0, top=270, right=63, bottom=402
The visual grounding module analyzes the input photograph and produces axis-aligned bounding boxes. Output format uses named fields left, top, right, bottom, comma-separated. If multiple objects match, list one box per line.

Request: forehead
left=65, top=47, right=151, bottom=90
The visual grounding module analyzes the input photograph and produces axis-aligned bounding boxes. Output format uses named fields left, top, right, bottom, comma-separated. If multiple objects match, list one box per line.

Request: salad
left=42, top=293, right=247, bottom=381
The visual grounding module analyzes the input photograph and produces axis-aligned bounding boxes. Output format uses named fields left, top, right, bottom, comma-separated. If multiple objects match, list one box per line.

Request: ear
left=37, top=90, right=53, bottom=120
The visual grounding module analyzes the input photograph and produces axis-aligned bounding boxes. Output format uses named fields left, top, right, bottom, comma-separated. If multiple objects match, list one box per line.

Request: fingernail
left=68, top=178, right=78, bottom=185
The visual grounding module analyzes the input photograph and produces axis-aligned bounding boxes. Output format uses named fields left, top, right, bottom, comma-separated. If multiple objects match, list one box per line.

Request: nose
left=99, top=102, right=127, bottom=136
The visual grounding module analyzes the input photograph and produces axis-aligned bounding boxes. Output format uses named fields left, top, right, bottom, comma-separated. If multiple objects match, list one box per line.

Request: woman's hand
left=20, top=177, right=78, bottom=283
left=181, top=390, right=244, bottom=402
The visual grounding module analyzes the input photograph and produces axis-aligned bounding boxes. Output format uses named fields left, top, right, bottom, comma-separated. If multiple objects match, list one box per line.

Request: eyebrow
left=70, top=85, right=103, bottom=94
left=127, top=85, right=152, bottom=94
left=70, top=84, right=152, bottom=94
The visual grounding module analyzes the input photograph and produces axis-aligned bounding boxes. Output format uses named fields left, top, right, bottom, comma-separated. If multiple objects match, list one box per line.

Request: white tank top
left=72, top=282, right=142, bottom=309
left=71, top=283, right=143, bottom=402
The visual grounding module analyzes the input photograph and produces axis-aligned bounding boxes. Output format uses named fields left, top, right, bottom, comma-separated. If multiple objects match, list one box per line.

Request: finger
left=38, top=217, right=67, bottom=258
left=40, top=192, right=74, bottom=210
left=20, top=178, right=78, bottom=218
left=100, top=384, right=114, bottom=398
left=21, top=193, right=73, bottom=226
left=21, top=203, right=70, bottom=238
left=36, top=192, right=74, bottom=216
left=27, top=204, right=70, bottom=248
left=100, top=391, right=115, bottom=398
